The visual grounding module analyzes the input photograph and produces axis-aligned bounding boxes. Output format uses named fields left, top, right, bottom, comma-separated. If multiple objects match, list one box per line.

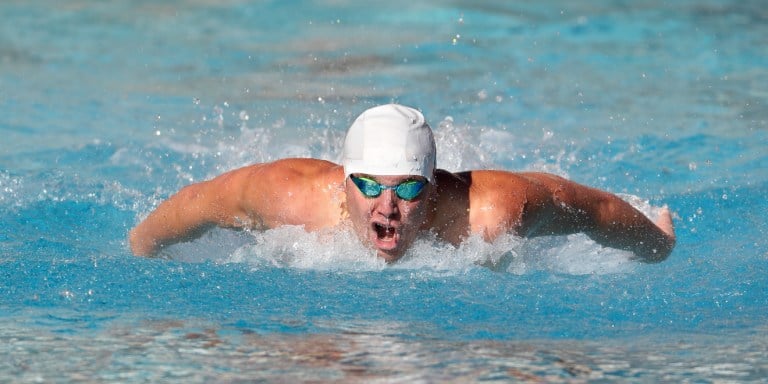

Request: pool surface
left=1, top=0, right=767, bottom=382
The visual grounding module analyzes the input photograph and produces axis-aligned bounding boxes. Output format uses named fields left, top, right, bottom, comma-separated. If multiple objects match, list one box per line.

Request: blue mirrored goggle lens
left=351, top=176, right=382, bottom=197
left=351, top=177, right=426, bottom=201
left=395, top=180, right=427, bottom=200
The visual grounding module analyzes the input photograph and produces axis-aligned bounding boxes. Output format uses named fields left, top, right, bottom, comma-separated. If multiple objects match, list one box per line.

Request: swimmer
left=129, top=104, right=676, bottom=263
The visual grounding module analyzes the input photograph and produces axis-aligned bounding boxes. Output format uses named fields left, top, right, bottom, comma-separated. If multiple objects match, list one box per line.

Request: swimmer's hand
left=654, top=205, right=676, bottom=251
left=129, top=227, right=156, bottom=257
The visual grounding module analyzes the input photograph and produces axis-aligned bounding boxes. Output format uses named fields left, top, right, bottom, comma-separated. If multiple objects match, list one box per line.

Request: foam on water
left=165, top=224, right=641, bottom=276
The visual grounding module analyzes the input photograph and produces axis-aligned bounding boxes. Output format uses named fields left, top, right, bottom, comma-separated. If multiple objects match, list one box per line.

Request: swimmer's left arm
left=520, top=173, right=676, bottom=263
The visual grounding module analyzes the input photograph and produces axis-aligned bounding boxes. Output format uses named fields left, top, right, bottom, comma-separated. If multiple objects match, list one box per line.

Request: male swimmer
left=130, top=104, right=675, bottom=263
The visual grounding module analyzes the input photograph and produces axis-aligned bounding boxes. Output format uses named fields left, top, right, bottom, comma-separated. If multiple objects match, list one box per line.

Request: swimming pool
left=1, top=0, right=767, bottom=381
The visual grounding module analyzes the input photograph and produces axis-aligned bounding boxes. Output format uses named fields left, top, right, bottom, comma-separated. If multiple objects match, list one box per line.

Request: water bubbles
left=0, top=172, right=25, bottom=208
left=213, top=105, right=224, bottom=129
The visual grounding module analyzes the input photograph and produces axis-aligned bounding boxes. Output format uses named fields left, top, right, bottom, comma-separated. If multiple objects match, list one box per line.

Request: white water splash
left=160, top=222, right=641, bottom=276
left=227, top=226, right=388, bottom=271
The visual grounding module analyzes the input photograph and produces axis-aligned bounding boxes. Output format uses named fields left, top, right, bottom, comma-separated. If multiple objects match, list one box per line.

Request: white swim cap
left=343, top=104, right=436, bottom=183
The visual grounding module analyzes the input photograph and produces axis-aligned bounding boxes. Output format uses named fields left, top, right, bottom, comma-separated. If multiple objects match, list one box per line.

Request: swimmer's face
left=345, top=174, right=432, bottom=262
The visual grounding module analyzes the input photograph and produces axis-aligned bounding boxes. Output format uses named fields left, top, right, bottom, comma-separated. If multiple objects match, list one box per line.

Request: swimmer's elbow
left=634, top=233, right=676, bottom=263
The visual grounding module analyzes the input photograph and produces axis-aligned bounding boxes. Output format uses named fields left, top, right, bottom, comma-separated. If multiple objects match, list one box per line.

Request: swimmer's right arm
left=129, top=158, right=339, bottom=256
left=129, top=167, right=254, bottom=257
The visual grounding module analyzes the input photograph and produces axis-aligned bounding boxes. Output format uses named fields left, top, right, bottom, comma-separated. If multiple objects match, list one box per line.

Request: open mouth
left=374, top=222, right=396, bottom=241
left=370, top=222, right=403, bottom=260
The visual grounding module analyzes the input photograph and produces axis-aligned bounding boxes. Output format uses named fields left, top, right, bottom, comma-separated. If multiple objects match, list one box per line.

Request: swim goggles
left=350, top=176, right=427, bottom=201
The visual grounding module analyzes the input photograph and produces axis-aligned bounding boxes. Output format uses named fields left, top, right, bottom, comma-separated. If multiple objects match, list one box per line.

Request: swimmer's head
left=342, top=104, right=436, bottom=183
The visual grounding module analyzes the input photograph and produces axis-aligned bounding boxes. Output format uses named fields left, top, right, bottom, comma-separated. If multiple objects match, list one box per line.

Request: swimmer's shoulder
left=254, top=158, right=340, bottom=173
left=234, top=158, right=342, bottom=182
left=206, top=158, right=341, bottom=200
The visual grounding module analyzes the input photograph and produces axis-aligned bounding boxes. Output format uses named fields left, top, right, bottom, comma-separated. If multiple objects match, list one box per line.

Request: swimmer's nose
left=376, top=189, right=399, bottom=217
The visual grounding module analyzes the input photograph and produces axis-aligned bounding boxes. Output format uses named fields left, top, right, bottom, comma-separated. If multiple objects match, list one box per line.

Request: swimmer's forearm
left=129, top=219, right=214, bottom=256
left=128, top=167, right=265, bottom=256
left=128, top=183, right=226, bottom=256
left=128, top=211, right=206, bottom=257
left=585, top=197, right=676, bottom=263
left=521, top=173, right=675, bottom=262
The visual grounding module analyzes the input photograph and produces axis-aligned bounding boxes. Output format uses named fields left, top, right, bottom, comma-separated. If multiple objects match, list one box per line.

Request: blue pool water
left=2, top=0, right=767, bottom=381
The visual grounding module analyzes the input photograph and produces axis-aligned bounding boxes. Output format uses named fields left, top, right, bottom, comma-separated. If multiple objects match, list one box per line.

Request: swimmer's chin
left=375, top=249, right=405, bottom=264
left=367, top=229, right=405, bottom=263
